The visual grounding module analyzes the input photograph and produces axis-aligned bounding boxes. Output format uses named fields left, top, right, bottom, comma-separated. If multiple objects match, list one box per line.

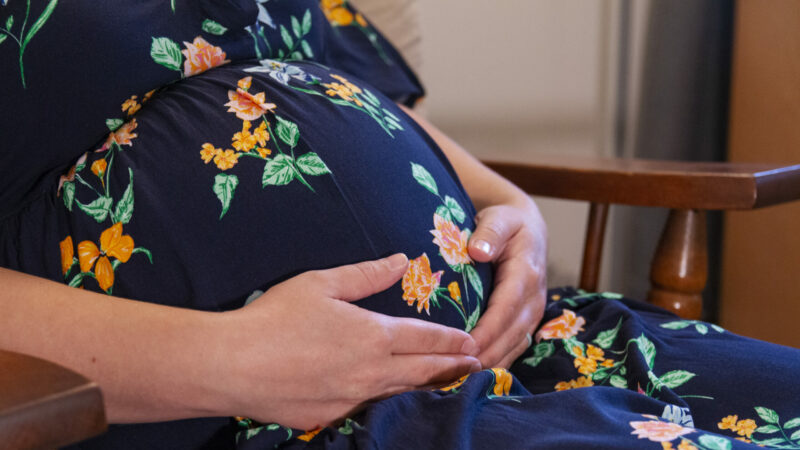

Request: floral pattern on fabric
left=199, top=76, right=332, bottom=218
left=0, top=0, right=58, bottom=88
left=318, top=0, right=391, bottom=64
left=58, top=96, right=154, bottom=294
left=717, top=408, right=800, bottom=447
left=402, top=161, right=483, bottom=331
left=150, top=35, right=229, bottom=78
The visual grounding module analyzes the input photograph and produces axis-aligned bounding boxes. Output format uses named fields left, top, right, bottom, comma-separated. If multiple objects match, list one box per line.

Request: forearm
left=0, top=267, right=231, bottom=423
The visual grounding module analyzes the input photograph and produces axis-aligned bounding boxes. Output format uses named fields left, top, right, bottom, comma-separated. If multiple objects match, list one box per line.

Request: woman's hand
left=468, top=199, right=547, bottom=369
left=216, top=254, right=481, bottom=430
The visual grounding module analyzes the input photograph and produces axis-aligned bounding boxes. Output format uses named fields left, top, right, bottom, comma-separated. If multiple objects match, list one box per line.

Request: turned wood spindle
left=647, top=209, right=707, bottom=319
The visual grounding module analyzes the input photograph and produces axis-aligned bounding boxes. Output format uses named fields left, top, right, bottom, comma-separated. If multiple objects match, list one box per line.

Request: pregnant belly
left=55, top=61, right=491, bottom=331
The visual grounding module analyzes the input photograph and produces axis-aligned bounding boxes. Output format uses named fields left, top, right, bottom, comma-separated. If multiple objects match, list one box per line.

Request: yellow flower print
left=734, top=419, right=756, bottom=438
left=535, top=309, right=586, bottom=342
left=677, top=441, right=698, bottom=450
left=200, top=143, right=220, bottom=164
left=60, top=236, right=74, bottom=275
left=321, top=75, right=364, bottom=107
left=600, top=359, right=615, bottom=368
left=718, top=415, right=738, bottom=431
left=181, top=36, right=229, bottom=77
left=256, top=147, right=271, bottom=158
left=573, top=355, right=598, bottom=375
left=297, top=427, right=322, bottom=442
left=213, top=149, right=240, bottom=171
left=401, top=253, right=443, bottom=315
left=491, top=368, right=513, bottom=396
left=448, top=281, right=462, bottom=303
left=629, top=420, right=694, bottom=442
left=438, top=374, right=469, bottom=392
left=143, top=90, right=156, bottom=102
left=355, top=12, right=368, bottom=27
left=320, top=0, right=354, bottom=26
left=330, top=74, right=362, bottom=95
left=232, top=121, right=259, bottom=152
left=254, top=120, right=270, bottom=147
left=77, top=223, right=134, bottom=292
left=555, top=376, right=594, bottom=391
left=662, top=442, right=674, bottom=450
left=91, top=159, right=107, bottom=179
left=121, top=95, right=141, bottom=116
left=430, top=213, right=471, bottom=266
left=586, top=344, right=604, bottom=361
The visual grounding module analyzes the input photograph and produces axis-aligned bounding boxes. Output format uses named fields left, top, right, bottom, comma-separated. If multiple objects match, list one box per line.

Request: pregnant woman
left=1, top=1, right=799, bottom=449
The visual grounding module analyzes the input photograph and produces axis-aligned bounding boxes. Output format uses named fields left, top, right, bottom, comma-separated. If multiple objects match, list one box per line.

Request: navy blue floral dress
left=1, top=1, right=799, bottom=449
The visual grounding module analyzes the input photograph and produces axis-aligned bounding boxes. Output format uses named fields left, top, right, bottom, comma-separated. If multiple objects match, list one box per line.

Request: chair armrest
left=483, top=155, right=800, bottom=210
left=0, top=350, right=106, bottom=449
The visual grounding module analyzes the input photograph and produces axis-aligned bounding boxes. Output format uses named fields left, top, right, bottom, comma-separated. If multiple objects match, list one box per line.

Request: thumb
left=468, top=206, right=518, bottom=263
left=322, top=253, right=409, bottom=302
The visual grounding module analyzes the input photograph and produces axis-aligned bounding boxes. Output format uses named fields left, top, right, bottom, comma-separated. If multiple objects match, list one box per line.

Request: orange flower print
left=77, top=223, right=134, bottom=292
left=630, top=420, right=694, bottom=442
left=534, top=309, right=586, bottom=342
left=91, top=159, right=107, bottom=179
left=491, top=368, right=513, bottom=396
left=320, top=0, right=354, bottom=26
left=297, top=427, right=322, bottom=442
left=554, top=375, right=594, bottom=391
left=60, top=236, right=74, bottom=275
left=101, top=119, right=138, bottom=151
left=430, top=213, right=471, bottom=266
left=181, top=36, right=229, bottom=77
left=438, top=374, right=469, bottom=392
left=121, top=95, right=141, bottom=116
left=734, top=419, right=756, bottom=437
left=238, top=76, right=252, bottom=90
left=322, top=79, right=363, bottom=107
left=355, top=12, right=368, bottom=27
left=718, top=415, right=738, bottom=431
left=143, top=90, right=156, bottom=102
left=586, top=344, right=604, bottom=361
left=330, top=74, right=363, bottom=95
left=574, top=354, right=598, bottom=375
left=213, top=149, right=240, bottom=171
left=448, top=281, right=462, bottom=303
left=402, top=253, right=443, bottom=315
left=232, top=121, right=259, bottom=152
left=200, top=143, right=220, bottom=163
left=677, top=441, right=698, bottom=450
left=254, top=121, right=270, bottom=147
left=225, top=84, right=277, bottom=121
left=600, top=359, right=615, bottom=368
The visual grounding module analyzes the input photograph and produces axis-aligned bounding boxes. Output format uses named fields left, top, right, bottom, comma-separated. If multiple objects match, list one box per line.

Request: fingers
left=316, top=253, right=409, bottom=302
left=496, top=333, right=533, bottom=369
left=386, top=353, right=481, bottom=389
left=387, top=317, right=479, bottom=356
left=468, top=206, right=521, bottom=263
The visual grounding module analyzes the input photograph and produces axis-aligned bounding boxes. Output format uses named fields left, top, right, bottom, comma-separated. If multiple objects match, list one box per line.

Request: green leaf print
left=302, top=9, right=312, bottom=34
left=609, top=375, right=628, bottom=389
left=275, top=116, right=300, bottom=147
left=563, top=337, right=585, bottom=357
left=698, top=434, right=732, bottom=450
left=132, top=247, right=153, bottom=264
left=0, top=34, right=7, bottom=45
left=150, top=37, right=183, bottom=72
left=660, top=320, right=692, bottom=330
left=213, top=173, right=239, bottom=219
left=296, top=153, right=330, bottom=176
left=647, top=370, right=665, bottom=391
left=262, top=154, right=297, bottom=186
left=755, top=425, right=780, bottom=434
left=465, top=305, right=480, bottom=332
left=6, top=15, right=13, bottom=31
left=62, top=181, right=75, bottom=211
left=658, top=370, right=695, bottom=389
left=77, top=196, right=113, bottom=223
left=106, top=118, right=123, bottom=131
left=113, top=168, right=135, bottom=224
left=522, top=342, right=554, bottom=367
left=633, top=334, right=656, bottom=369
left=280, top=25, right=293, bottom=49
left=291, top=16, right=302, bottom=37
left=695, top=323, right=708, bottom=335
left=755, top=407, right=780, bottom=424
left=3, top=0, right=58, bottom=87
left=784, top=418, right=800, bottom=429
left=592, top=318, right=622, bottom=349
left=790, top=429, right=800, bottom=441
left=202, top=19, right=227, bottom=35
left=23, top=0, right=57, bottom=49
left=410, top=162, right=438, bottom=196
left=444, top=196, right=466, bottom=223
left=300, top=39, right=314, bottom=58
left=464, top=264, right=484, bottom=300
left=435, top=205, right=452, bottom=222
left=600, top=292, right=624, bottom=299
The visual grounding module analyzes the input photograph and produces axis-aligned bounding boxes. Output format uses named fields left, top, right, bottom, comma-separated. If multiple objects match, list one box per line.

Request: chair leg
left=647, top=209, right=707, bottom=319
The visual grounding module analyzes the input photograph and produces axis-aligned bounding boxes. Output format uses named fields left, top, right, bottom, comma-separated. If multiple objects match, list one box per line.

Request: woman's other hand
left=468, top=200, right=547, bottom=369
left=217, top=254, right=481, bottom=430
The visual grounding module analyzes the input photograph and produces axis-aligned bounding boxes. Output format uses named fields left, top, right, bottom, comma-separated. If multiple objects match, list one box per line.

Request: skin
left=0, top=108, right=547, bottom=429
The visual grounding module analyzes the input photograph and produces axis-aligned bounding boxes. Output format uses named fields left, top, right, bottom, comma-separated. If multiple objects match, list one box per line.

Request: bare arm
left=400, top=105, right=548, bottom=368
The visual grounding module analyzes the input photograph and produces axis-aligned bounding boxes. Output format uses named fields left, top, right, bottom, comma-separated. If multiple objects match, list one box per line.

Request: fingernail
left=472, top=239, right=493, bottom=256
left=460, top=339, right=479, bottom=356
left=386, top=253, right=408, bottom=271
left=469, top=359, right=482, bottom=373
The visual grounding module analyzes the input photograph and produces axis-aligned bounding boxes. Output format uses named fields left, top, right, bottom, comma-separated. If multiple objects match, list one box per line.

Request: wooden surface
left=647, top=210, right=707, bottom=319
left=720, top=0, right=800, bottom=347
left=484, top=156, right=800, bottom=210
left=0, top=350, right=106, bottom=449
left=578, top=202, right=609, bottom=293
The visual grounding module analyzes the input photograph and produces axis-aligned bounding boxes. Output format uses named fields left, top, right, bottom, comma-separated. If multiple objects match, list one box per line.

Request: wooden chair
left=484, top=155, right=800, bottom=319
